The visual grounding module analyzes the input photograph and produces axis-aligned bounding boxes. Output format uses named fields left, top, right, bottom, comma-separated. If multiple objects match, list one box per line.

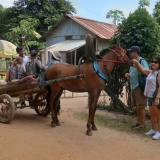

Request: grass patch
left=73, top=111, right=151, bottom=136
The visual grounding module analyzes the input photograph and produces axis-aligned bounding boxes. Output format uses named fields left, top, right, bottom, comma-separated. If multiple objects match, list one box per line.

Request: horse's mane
left=83, top=34, right=96, bottom=62
left=99, top=48, right=110, bottom=57
left=99, top=45, right=119, bottom=57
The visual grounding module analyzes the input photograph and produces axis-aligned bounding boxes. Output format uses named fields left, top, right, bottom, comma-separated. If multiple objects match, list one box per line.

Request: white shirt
left=144, top=70, right=159, bottom=98
left=22, top=56, right=30, bottom=67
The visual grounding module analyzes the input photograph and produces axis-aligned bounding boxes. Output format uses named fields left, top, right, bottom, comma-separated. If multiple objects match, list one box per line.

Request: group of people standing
left=0, top=47, right=62, bottom=84
left=126, top=46, right=160, bottom=140
left=0, top=47, right=62, bottom=109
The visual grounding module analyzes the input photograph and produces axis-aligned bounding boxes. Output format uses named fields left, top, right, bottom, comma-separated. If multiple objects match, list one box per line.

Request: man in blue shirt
left=125, top=46, right=149, bottom=129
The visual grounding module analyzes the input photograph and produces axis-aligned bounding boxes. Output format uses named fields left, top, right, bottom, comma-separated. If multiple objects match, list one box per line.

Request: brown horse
left=45, top=35, right=128, bottom=136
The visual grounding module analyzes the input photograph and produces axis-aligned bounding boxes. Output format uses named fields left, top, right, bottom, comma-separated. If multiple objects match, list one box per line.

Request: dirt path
left=0, top=97, right=160, bottom=160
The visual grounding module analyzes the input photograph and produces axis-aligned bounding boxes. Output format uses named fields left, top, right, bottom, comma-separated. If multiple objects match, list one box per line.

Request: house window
left=66, top=36, right=72, bottom=40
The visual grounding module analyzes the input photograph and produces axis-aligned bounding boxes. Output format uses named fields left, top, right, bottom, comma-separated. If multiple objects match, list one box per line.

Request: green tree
left=0, top=5, right=8, bottom=39
left=106, top=7, right=160, bottom=110
left=153, top=0, right=160, bottom=24
left=4, top=0, right=76, bottom=35
left=138, top=0, right=150, bottom=8
left=112, top=8, right=160, bottom=60
left=0, top=0, right=76, bottom=51
left=5, top=18, right=45, bottom=52
left=106, top=10, right=125, bottom=25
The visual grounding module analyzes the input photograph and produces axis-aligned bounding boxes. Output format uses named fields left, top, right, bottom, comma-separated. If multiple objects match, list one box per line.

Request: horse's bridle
left=99, top=48, right=130, bottom=64
left=97, top=48, right=130, bottom=76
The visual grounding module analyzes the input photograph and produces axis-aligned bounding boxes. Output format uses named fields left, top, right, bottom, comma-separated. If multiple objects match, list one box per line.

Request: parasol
left=0, top=40, right=18, bottom=58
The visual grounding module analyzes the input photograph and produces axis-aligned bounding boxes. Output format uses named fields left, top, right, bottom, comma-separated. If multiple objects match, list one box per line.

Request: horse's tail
left=84, top=34, right=96, bottom=62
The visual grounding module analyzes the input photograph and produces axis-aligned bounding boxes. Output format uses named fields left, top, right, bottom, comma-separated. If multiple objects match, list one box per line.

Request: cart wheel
left=34, top=93, right=50, bottom=117
left=0, top=94, right=15, bottom=123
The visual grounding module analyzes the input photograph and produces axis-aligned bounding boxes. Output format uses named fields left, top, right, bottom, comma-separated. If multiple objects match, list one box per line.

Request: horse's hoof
left=86, top=130, right=93, bottom=136
left=51, top=121, right=56, bottom=127
left=56, top=121, right=61, bottom=126
left=92, top=125, right=98, bottom=131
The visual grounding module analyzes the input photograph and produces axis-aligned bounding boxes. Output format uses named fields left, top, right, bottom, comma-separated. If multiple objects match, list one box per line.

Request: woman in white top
left=132, top=56, right=160, bottom=140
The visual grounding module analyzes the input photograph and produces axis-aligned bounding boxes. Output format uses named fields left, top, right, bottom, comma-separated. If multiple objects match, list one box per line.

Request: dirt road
left=0, top=97, right=160, bottom=160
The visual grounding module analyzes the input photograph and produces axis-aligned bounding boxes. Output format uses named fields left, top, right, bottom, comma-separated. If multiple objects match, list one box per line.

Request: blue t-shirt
left=129, top=57, right=149, bottom=89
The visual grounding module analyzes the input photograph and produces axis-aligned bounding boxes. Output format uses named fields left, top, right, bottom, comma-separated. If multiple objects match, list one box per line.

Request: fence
left=61, top=86, right=130, bottom=108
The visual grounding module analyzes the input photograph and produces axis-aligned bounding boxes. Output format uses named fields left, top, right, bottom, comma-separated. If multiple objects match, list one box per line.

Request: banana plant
left=5, top=17, right=44, bottom=53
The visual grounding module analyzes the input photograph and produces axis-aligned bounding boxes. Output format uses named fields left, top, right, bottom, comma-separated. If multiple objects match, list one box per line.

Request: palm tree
left=5, top=18, right=44, bottom=52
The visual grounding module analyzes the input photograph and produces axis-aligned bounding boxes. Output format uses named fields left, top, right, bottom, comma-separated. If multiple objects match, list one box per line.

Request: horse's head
left=110, top=44, right=129, bottom=63
left=98, top=44, right=129, bottom=75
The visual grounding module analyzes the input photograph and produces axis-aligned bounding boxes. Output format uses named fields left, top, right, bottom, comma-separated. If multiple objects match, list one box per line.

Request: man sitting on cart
left=25, top=50, right=48, bottom=78
left=0, top=56, right=25, bottom=85
left=18, top=50, right=48, bottom=83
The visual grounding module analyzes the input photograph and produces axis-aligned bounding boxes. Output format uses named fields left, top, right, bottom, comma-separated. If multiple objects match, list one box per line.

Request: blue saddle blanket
left=93, top=61, right=108, bottom=81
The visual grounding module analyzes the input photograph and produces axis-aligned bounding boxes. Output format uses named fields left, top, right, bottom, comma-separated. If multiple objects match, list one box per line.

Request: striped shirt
left=9, top=65, right=25, bottom=81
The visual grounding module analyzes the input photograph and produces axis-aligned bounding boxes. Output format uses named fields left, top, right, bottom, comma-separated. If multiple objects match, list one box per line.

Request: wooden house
left=41, top=14, right=117, bottom=65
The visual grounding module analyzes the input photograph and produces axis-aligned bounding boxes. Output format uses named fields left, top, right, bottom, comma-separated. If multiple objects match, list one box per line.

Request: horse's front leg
left=49, top=96, right=57, bottom=127
left=91, top=93, right=100, bottom=131
left=54, top=89, right=63, bottom=126
left=86, top=93, right=99, bottom=136
left=54, top=99, right=61, bottom=126
left=47, top=86, right=56, bottom=127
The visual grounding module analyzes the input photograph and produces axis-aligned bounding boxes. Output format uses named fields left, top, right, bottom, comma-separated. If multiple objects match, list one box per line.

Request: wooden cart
left=0, top=82, right=50, bottom=123
left=0, top=74, right=85, bottom=123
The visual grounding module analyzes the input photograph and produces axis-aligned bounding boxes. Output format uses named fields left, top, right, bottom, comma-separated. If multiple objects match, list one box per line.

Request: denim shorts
left=148, top=97, right=160, bottom=109
left=147, top=97, right=155, bottom=106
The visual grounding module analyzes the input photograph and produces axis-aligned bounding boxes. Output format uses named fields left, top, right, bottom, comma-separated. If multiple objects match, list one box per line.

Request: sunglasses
left=151, top=61, right=158, bottom=64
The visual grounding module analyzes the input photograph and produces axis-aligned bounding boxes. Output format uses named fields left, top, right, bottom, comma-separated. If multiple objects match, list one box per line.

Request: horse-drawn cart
left=0, top=82, right=50, bottom=124
left=0, top=74, right=86, bottom=124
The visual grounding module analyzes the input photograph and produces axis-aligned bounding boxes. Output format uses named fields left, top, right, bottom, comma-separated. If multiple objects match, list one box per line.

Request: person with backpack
left=24, top=50, right=48, bottom=105
left=25, top=50, right=48, bottom=78
left=132, top=56, right=160, bottom=140
left=125, top=46, right=149, bottom=129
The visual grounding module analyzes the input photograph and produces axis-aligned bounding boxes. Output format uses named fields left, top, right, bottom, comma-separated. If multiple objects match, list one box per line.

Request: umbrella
left=0, top=40, right=18, bottom=58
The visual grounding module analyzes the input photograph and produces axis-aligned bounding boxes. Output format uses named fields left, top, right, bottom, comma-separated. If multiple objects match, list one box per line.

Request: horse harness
left=77, top=56, right=108, bottom=91
left=77, top=48, right=129, bottom=89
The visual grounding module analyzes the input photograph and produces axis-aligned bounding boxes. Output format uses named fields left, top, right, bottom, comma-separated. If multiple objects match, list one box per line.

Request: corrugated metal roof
left=47, top=40, right=85, bottom=53
left=66, top=14, right=117, bottom=39
left=42, top=14, right=117, bottom=40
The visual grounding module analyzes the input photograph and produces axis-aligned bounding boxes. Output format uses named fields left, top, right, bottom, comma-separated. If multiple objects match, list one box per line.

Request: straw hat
left=51, top=50, right=61, bottom=61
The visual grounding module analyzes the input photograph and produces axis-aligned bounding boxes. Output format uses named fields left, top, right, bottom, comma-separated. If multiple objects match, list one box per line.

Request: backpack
left=25, top=59, right=46, bottom=82
left=25, top=60, right=41, bottom=77
left=25, top=61, right=36, bottom=76
left=138, top=58, right=147, bottom=91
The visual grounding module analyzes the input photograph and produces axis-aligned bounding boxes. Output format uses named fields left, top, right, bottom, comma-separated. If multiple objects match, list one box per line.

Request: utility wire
left=70, top=1, right=107, bottom=20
